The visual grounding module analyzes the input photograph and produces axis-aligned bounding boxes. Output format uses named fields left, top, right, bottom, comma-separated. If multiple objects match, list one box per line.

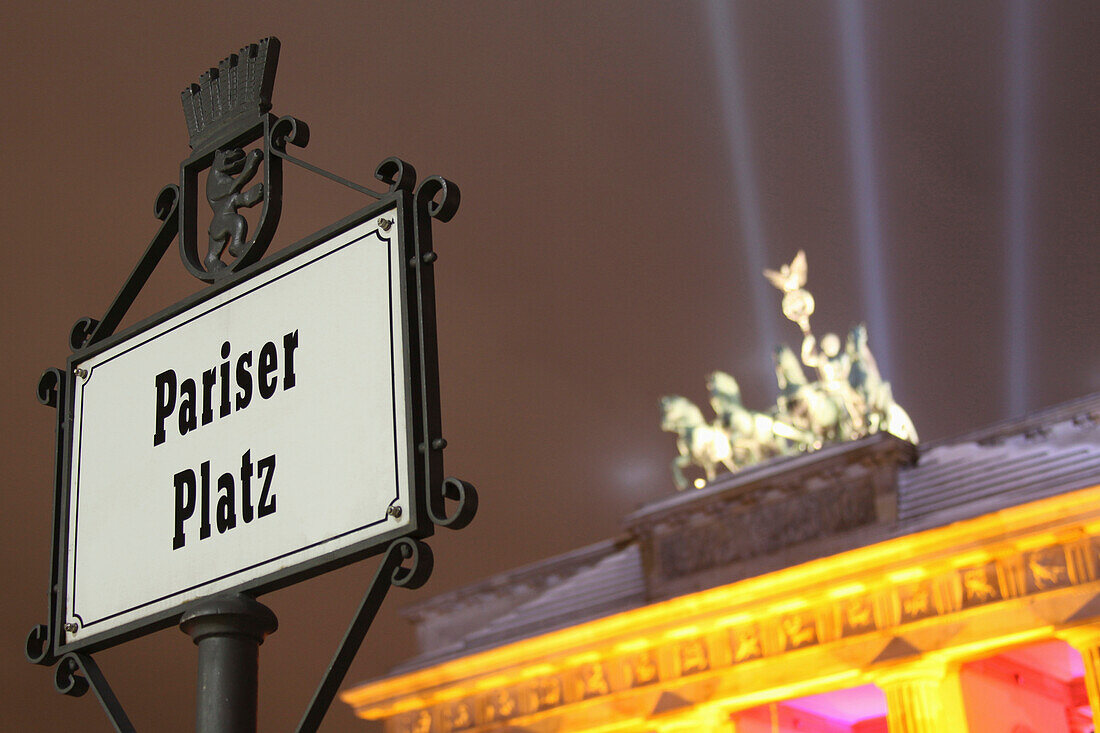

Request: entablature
left=342, top=484, right=1100, bottom=733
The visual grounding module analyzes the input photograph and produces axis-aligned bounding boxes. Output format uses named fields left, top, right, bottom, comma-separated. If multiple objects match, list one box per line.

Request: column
left=875, top=660, right=967, bottom=733
left=711, top=708, right=738, bottom=732
left=1058, top=625, right=1100, bottom=729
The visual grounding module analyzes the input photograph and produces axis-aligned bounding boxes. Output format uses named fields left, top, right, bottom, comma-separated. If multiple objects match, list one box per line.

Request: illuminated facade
left=343, top=395, right=1100, bottom=732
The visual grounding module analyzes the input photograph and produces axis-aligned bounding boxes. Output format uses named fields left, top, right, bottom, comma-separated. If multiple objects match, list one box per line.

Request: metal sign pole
left=180, top=595, right=277, bottom=733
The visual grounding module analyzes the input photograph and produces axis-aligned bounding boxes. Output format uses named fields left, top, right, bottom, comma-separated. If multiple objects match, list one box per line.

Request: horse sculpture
left=846, top=324, right=918, bottom=443
left=707, top=371, right=810, bottom=463
left=659, top=395, right=737, bottom=491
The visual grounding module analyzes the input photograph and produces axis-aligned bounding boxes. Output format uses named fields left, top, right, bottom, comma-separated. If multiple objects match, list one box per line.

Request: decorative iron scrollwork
left=36, top=368, right=62, bottom=408
left=153, top=184, right=179, bottom=221
left=269, top=115, right=310, bottom=153
left=69, top=318, right=100, bottom=352
left=29, top=365, right=68, bottom=670
left=25, top=624, right=52, bottom=666
left=429, top=477, right=479, bottom=530
left=54, top=653, right=136, bottom=732
left=54, top=654, right=88, bottom=697
left=390, top=538, right=434, bottom=589
left=69, top=184, right=180, bottom=353
left=415, top=175, right=461, bottom=223
left=376, top=156, right=417, bottom=194
left=295, top=536, right=444, bottom=733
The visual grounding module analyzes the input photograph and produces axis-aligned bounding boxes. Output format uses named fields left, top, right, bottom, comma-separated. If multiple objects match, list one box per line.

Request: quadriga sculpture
left=661, top=250, right=918, bottom=490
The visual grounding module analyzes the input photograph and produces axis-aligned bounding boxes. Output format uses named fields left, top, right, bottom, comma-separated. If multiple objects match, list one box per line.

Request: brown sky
left=3, top=2, right=1098, bottom=731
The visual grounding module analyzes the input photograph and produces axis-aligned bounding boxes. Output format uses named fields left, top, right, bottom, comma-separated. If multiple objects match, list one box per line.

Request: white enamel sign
left=63, top=210, right=413, bottom=646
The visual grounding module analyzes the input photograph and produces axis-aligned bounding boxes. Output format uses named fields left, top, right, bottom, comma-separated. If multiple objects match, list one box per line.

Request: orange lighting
left=342, top=483, right=1100, bottom=732
left=827, top=582, right=867, bottom=599
left=768, top=598, right=809, bottom=615
left=612, top=639, right=651, bottom=654
left=887, top=567, right=927, bottom=583
left=716, top=612, right=754, bottom=628
left=664, top=625, right=703, bottom=640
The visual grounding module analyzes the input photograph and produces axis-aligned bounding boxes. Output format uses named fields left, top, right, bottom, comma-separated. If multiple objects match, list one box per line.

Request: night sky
left=3, top=2, right=1098, bottom=731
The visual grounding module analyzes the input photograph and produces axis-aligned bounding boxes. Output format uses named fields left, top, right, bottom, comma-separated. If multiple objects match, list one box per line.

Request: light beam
left=837, top=0, right=894, bottom=379
left=1006, top=0, right=1033, bottom=417
left=703, top=0, right=778, bottom=363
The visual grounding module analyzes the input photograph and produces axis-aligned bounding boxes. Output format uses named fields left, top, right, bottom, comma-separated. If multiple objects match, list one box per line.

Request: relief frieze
left=446, top=700, right=475, bottom=731
left=840, top=596, right=877, bottom=637
left=678, top=638, right=710, bottom=675
left=897, top=581, right=939, bottom=623
left=730, top=625, right=764, bottom=664
left=625, top=650, right=660, bottom=687
left=531, top=675, right=563, bottom=710
left=779, top=612, right=819, bottom=650
left=959, top=563, right=1003, bottom=609
left=1025, top=546, right=1072, bottom=593
left=655, top=479, right=877, bottom=580
left=576, top=662, right=611, bottom=699
left=482, top=688, right=518, bottom=723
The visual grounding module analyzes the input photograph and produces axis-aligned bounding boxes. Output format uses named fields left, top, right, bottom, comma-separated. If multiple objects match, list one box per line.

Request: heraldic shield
left=178, top=37, right=308, bottom=282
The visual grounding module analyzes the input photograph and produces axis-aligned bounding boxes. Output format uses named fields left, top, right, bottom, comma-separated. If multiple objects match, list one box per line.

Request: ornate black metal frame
left=25, top=43, right=477, bottom=731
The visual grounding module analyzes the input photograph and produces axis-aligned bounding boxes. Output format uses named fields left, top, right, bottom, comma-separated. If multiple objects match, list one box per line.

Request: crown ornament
left=181, top=37, right=280, bottom=151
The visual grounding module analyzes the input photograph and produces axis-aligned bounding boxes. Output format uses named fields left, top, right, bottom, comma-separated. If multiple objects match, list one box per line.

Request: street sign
left=28, top=39, right=477, bottom=731
left=60, top=204, right=425, bottom=652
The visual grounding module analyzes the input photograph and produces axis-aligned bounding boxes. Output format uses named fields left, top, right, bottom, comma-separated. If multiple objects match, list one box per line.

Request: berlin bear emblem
left=205, top=147, right=265, bottom=272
